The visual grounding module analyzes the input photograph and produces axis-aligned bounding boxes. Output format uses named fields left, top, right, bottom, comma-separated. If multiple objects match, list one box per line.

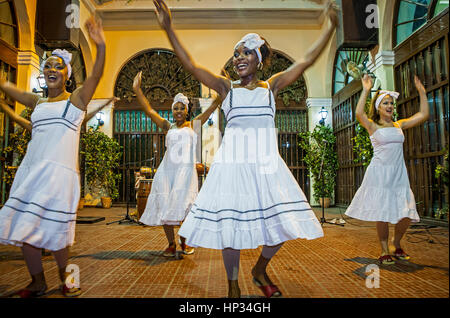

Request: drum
left=140, top=167, right=154, bottom=178
left=137, top=179, right=152, bottom=218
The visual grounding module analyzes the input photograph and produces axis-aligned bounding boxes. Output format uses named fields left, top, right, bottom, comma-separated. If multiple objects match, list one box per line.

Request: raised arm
left=0, top=101, right=32, bottom=132
left=133, top=71, right=171, bottom=131
left=356, top=74, right=377, bottom=135
left=397, top=76, right=430, bottom=130
left=83, top=97, right=118, bottom=124
left=0, top=78, right=40, bottom=110
left=153, top=0, right=230, bottom=98
left=71, top=17, right=106, bottom=110
left=268, top=1, right=338, bottom=97
left=191, top=96, right=223, bottom=127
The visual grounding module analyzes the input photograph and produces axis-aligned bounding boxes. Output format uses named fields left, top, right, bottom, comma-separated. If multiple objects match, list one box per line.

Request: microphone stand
left=106, top=158, right=153, bottom=226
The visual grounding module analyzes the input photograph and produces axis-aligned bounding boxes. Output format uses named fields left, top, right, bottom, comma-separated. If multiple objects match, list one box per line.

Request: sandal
left=378, top=254, right=395, bottom=265
left=252, top=277, right=282, bottom=298
left=393, top=248, right=410, bottom=260
left=14, top=285, right=47, bottom=298
left=180, top=242, right=195, bottom=255
left=61, top=284, right=82, bottom=297
left=163, top=243, right=176, bottom=257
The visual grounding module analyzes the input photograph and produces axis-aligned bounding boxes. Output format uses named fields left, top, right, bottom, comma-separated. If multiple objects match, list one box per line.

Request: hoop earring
left=258, top=62, right=263, bottom=70
left=66, top=79, right=73, bottom=87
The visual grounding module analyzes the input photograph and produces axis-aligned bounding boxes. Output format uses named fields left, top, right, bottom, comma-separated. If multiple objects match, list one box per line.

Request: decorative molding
left=82, top=0, right=326, bottom=30
left=17, top=50, right=41, bottom=70
left=306, top=98, right=332, bottom=109
left=367, top=50, right=395, bottom=73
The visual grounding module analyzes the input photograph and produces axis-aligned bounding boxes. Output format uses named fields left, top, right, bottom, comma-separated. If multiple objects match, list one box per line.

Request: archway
left=113, top=48, right=202, bottom=203
left=0, top=0, right=19, bottom=204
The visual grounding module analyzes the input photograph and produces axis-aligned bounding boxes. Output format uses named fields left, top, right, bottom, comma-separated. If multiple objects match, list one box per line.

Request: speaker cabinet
left=336, top=0, right=379, bottom=50
left=35, top=0, right=80, bottom=49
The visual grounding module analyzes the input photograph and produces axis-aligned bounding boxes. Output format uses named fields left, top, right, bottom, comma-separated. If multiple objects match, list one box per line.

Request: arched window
left=394, top=0, right=448, bottom=46
left=332, top=48, right=369, bottom=95
left=114, top=49, right=202, bottom=103
left=113, top=49, right=202, bottom=203
left=0, top=0, right=18, bottom=204
left=0, top=0, right=18, bottom=48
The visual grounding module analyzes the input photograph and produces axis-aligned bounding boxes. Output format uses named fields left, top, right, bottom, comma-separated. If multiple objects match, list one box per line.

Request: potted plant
left=435, top=147, right=449, bottom=221
left=2, top=108, right=32, bottom=201
left=80, top=126, right=122, bottom=208
left=299, top=124, right=338, bottom=207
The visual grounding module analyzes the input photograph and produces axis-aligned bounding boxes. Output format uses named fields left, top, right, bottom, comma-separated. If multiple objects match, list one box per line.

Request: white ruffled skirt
left=345, top=163, right=420, bottom=224
left=178, top=156, right=324, bottom=250
left=0, top=160, right=80, bottom=251
left=139, top=163, right=198, bottom=226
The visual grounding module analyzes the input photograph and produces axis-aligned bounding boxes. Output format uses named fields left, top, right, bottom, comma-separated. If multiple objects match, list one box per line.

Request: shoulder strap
left=62, top=98, right=71, bottom=118
left=229, top=80, right=234, bottom=109
left=266, top=81, right=273, bottom=109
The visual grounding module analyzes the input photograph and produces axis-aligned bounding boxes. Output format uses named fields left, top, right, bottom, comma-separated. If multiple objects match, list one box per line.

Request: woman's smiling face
left=233, top=43, right=259, bottom=78
left=43, top=56, right=68, bottom=90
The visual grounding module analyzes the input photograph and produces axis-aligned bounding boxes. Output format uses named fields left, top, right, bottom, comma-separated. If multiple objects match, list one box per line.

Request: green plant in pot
left=435, top=147, right=449, bottom=220
left=2, top=108, right=32, bottom=191
left=80, top=126, right=122, bottom=208
left=299, top=124, right=338, bottom=207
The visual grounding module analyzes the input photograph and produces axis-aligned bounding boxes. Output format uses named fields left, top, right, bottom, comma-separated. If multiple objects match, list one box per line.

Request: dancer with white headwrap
left=345, top=74, right=429, bottom=265
left=0, top=17, right=106, bottom=297
left=133, top=71, right=221, bottom=257
left=153, top=0, right=338, bottom=298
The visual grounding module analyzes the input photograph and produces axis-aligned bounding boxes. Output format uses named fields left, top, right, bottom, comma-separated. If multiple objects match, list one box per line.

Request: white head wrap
left=172, top=93, right=189, bottom=110
left=234, top=33, right=265, bottom=63
left=375, top=90, right=400, bottom=110
left=51, top=49, right=73, bottom=78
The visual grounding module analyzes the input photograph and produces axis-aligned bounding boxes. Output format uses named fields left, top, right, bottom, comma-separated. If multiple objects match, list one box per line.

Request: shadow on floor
left=71, top=250, right=190, bottom=266
left=345, top=257, right=449, bottom=279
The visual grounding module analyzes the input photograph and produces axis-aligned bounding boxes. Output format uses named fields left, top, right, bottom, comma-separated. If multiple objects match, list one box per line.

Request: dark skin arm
left=83, top=97, right=118, bottom=124
left=0, top=101, right=32, bottom=132
left=191, top=96, right=223, bottom=127
left=70, top=17, right=106, bottom=111
left=268, top=1, right=339, bottom=98
left=133, top=71, right=171, bottom=131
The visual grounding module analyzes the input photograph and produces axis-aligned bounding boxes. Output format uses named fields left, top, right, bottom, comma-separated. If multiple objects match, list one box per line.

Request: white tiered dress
left=139, top=125, right=198, bottom=226
left=345, top=126, right=420, bottom=224
left=178, top=83, right=324, bottom=250
left=0, top=99, right=85, bottom=251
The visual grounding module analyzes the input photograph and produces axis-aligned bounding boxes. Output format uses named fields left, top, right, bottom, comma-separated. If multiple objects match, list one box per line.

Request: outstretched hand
left=414, top=75, right=426, bottom=95
left=133, top=71, right=143, bottom=93
left=361, top=74, right=373, bottom=92
left=85, top=16, right=105, bottom=47
left=153, top=0, right=172, bottom=30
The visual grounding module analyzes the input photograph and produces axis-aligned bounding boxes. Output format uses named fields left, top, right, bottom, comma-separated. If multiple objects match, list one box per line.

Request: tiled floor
left=0, top=206, right=448, bottom=298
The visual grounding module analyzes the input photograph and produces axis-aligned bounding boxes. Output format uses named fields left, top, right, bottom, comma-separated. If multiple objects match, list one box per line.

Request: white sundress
left=139, top=125, right=198, bottom=226
left=178, top=83, right=324, bottom=250
left=345, top=126, right=420, bottom=224
left=0, top=99, right=85, bottom=251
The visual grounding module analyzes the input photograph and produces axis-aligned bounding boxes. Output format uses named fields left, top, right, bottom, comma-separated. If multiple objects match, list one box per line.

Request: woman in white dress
left=152, top=0, right=338, bottom=298
left=132, top=71, right=221, bottom=257
left=345, top=74, right=429, bottom=265
left=0, top=17, right=106, bottom=297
